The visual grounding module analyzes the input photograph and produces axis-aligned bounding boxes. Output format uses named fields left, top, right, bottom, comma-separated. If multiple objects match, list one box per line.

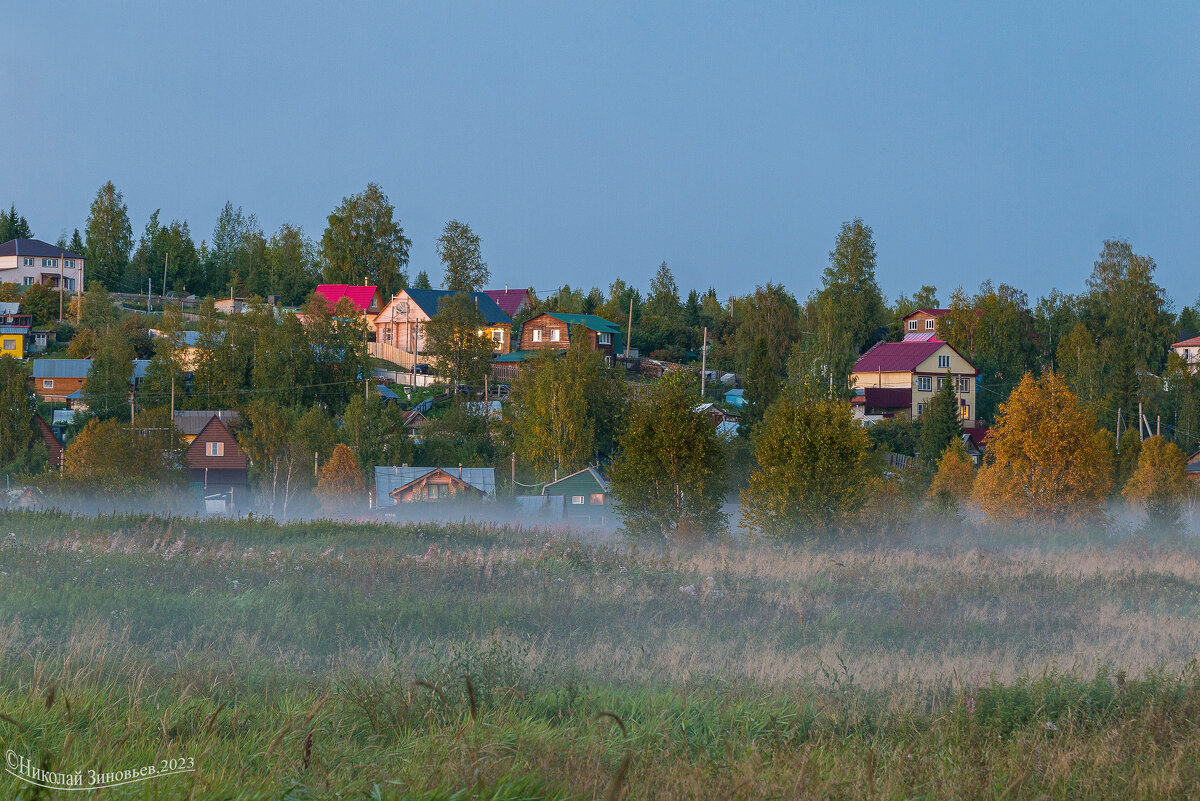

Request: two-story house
left=517, top=313, right=622, bottom=357
left=850, top=340, right=979, bottom=426
left=0, top=311, right=32, bottom=358
left=372, top=289, right=512, bottom=369
left=314, top=284, right=384, bottom=331
left=175, top=412, right=247, bottom=511
left=0, top=239, right=84, bottom=290
left=1172, top=336, right=1200, bottom=373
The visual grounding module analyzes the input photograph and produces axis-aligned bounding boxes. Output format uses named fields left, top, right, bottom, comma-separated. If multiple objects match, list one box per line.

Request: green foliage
left=423, top=292, right=496, bottom=390
left=412, top=270, right=433, bottom=290
left=728, top=283, right=800, bottom=377
left=17, top=282, right=60, bottom=327
left=0, top=204, right=33, bottom=241
left=339, top=394, right=414, bottom=472
left=741, top=336, right=779, bottom=431
left=263, top=222, right=319, bottom=305
left=61, top=409, right=186, bottom=493
left=321, top=183, right=411, bottom=297
left=438, top=219, right=490, bottom=291
left=0, top=358, right=36, bottom=468
left=79, top=281, right=119, bottom=332
left=740, top=392, right=872, bottom=538
left=866, top=416, right=919, bottom=456
left=82, top=327, right=134, bottom=421
left=129, top=210, right=202, bottom=295
left=84, top=181, right=133, bottom=289
left=919, top=373, right=964, bottom=464
left=812, top=219, right=887, bottom=390
left=609, top=372, right=727, bottom=539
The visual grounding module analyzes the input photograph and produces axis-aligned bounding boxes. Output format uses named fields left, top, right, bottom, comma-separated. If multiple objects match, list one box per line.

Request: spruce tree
left=919, top=372, right=963, bottom=464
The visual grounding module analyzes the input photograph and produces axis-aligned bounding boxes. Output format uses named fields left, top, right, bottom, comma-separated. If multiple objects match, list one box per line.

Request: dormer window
left=908, top=320, right=918, bottom=331
left=926, top=319, right=936, bottom=330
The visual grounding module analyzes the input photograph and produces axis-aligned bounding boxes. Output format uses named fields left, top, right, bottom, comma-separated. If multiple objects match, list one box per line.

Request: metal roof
left=0, top=325, right=30, bottom=334
left=852, top=387, right=913, bottom=409
left=0, top=302, right=18, bottom=315
left=1172, top=336, right=1200, bottom=348
left=493, top=349, right=541, bottom=362
left=32, top=358, right=92, bottom=378
left=483, top=289, right=530, bottom=317
left=403, top=289, right=512, bottom=325
left=543, top=466, right=610, bottom=494
left=0, top=238, right=84, bottom=259
left=375, top=466, right=497, bottom=502
left=132, top=359, right=150, bottom=380
left=545, top=313, right=621, bottom=334
left=173, top=410, right=240, bottom=437
left=902, top=308, right=951, bottom=319
left=315, top=284, right=380, bottom=312
left=853, top=341, right=958, bottom=374
left=375, top=383, right=400, bottom=400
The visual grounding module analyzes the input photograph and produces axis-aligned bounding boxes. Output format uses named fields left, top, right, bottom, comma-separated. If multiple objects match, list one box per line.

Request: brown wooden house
left=374, top=466, right=496, bottom=505
left=517, top=313, right=623, bottom=359
left=183, top=415, right=249, bottom=509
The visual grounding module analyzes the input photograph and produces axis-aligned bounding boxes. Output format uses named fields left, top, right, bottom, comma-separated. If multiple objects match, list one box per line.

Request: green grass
left=0, top=510, right=1199, bottom=798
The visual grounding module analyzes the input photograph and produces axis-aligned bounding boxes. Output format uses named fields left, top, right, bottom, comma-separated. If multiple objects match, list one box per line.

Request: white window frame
left=42, top=379, right=54, bottom=389
left=550, top=329, right=561, bottom=342
left=907, top=320, right=918, bottom=331
left=571, top=495, right=585, bottom=505
left=937, top=354, right=950, bottom=369
left=532, top=329, right=542, bottom=343
left=926, top=318, right=936, bottom=330
left=206, top=441, right=224, bottom=457
left=917, top=376, right=931, bottom=392
left=956, top=377, right=972, bottom=393
left=23, top=277, right=33, bottom=286
left=2, top=340, right=15, bottom=351
left=917, top=402, right=926, bottom=416
left=937, top=376, right=947, bottom=390
left=597, top=332, right=611, bottom=345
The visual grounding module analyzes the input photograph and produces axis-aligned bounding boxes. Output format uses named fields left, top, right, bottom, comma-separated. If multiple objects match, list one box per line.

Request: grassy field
left=0, top=510, right=1198, bottom=798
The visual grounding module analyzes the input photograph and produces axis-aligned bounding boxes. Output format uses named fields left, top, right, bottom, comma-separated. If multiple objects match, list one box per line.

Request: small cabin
left=542, top=467, right=611, bottom=524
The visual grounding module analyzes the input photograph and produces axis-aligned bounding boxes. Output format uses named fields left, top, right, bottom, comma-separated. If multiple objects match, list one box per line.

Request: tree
left=741, top=336, right=779, bottom=431
left=129, top=212, right=202, bottom=295
left=83, top=328, right=134, bottom=421
left=321, top=183, right=411, bottom=297
left=61, top=410, right=185, bottom=492
left=812, top=218, right=887, bottom=388
left=1114, top=427, right=1142, bottom=492
left=0, top=205, right=33, bottom=241
left=1122, top=435, right=1189, bottom=529
left=927, top=438, right=976, bottom=514
left=413, top=270, right=433, bottom=290
left=18, top=283, right=58, bottom=327
left=315, top=444, right=366, bottom=513
left=646, top=261, right=680, bottom=320
left=78, top=282, right=120, bottom=332
left=727, top=283, right=801, bottom=376
left=1056, top=322, right=1103, bottom=405
left=972, top=372, right=1111, bottom=525
left=250, top=311, right=312, bottom=406
left=608, top=372, right=726, bottom=539
left=438, top=220, right=489, bottom=291
left=189, top=298, right=242, bottom=409
left=740, top=391, right=872, bottom=538
left=263, top=223, right=319, bottom=305
left=236, top=401, right=328, bottom=519
left=1082, top=239, right=1174, bottom=374
left=139, top=303, right=186, bottom=410
left=919, top=373, right=964, bottom=465
left=423, top=293, right=495, bottom=390
left=84, top=182, right=133, bottom=289
left=0, top=359, right=37, bottom=469
left=339, top=394, right=413, bottom=473
left=506, top=335, right=627, bottom=480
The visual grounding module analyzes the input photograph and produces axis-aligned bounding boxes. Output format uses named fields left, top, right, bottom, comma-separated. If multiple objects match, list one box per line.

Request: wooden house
left=375, top=465, right=496, bottom=504
left=372, top=289, right=512, bottom=368
left=31, top=359, right=91, bottom=403
left=517, top=313, right=622, bottom=360
left=181, top=415, right=248, bottom=509
left=1187, top=448, right=1200, bottom=485
left=901, top=308, right=951, bottom=339
left=542, top=467, right=611, bottom=524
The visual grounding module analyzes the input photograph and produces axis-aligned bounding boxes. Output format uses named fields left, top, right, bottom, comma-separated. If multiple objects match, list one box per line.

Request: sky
left=4, top=1, right=1198, bottom=306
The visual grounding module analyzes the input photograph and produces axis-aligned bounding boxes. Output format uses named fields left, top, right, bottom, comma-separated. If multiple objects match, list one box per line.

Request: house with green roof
left=517, top=312, right=623, bottom=359
left=542, top=467, right=612, bottom=524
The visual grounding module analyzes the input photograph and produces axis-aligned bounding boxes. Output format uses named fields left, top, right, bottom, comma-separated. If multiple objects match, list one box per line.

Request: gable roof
left=0, top=302, right=19, bottom=315
left=315, top=284, right=380, bottom=313
left=902, top=308, right=951, bottom=320
left=375, top=465, right=496, bottom=499
left=173, top=410, right=240, bottom=437
left=852, top=340, right=971, bottom=374
left=184, top=415, right=247, bottom=469
left=483, top=288, right=530, bottom=317
left=543, top=466, right=610, bottom=494
left=399, top=289, right=511, bottom=325
left=0, top=239, right=84, bottom=259
left=1172, top=336, right=1200, bottom=349
left=32, top=358, right=92, bottom=378
left=544, top=313, right=621, bottom=334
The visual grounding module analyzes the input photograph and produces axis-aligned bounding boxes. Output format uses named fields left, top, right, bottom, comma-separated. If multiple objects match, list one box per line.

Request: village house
left=174, top=412, right=247, bottom=511
left=30, top=359, right=91, bottom=404
left=542, top=467, right=612, bottom=524
left=517, top=313, right=622, bottom=357
left=314, top=284, right=384, bottom=331
left=1187, top=448, right=1200, bottom=485
left=1171, top=336, right=1200, bottom=373
left=374, top=465, right=496, bottom=504
left=0, top=311, right=32, bottom=358
left=483, top=288, right=533, bottom=319
left=371, top=289, right=512, bottom=369
left=0, top=238, right=84, bottom=290
left=901, top=308, right=951, bottom=339
left=850, top=340, right=979, bottom=426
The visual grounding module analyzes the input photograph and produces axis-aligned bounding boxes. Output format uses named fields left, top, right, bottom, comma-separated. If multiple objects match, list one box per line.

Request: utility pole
left=58, top=252, right=64, bottom=322
left=511, top=452, right=515, bottom=491
left=162, top=253, right=169, bottom=306
left=1116, top=408, right=1122, bottom=452
left=1139, top=402, right=1144, bottom=441
left=148, top=278, right=152, bottom=314
left=170, top=374, right=175, bottom=423
left=625, top=297, right=633, bottom=358
left=700, top=327, right=707, bottom=397
left=76, top=259, right=82, bottom=324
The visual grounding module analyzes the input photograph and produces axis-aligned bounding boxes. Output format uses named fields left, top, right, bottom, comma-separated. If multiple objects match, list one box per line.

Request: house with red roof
left=483, top=288, right=532, bottom=319
left=850, top=339, right=979, bottom=426
left=314, top=284, right=384, bottom=330
left=1171, top=335, right=1200, bottom=373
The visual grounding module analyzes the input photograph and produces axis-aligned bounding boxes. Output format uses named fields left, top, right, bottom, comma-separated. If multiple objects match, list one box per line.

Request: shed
left=542, top=467, right=611, bottom=523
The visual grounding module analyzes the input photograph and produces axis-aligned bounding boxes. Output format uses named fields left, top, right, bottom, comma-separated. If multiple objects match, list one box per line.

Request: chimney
left=458, top=463, right=463, bottom=479
left=554, top=467, right=558, bottom=481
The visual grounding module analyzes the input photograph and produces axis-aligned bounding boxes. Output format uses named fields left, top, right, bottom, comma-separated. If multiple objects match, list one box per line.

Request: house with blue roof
left=371, top=288, right=513, bottom=369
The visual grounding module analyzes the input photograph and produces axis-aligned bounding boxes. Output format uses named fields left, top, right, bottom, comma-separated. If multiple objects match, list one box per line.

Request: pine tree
left=919, top=373, right=964, bottom=465
left=84, top=182, right=132, bottom=289
left=742, top=336, right=779, bottom=431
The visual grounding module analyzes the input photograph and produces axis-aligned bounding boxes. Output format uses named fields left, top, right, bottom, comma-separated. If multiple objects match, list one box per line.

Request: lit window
left=937, top=354, right=950, bottom=369
left=907, top=320, right=917, bottom=331
left=43, top=379, right=54, bottom=388
left=550, top=329, right=560, bottom=342
left=917, top=376, right=931, bottom=392
left=960, top=405, right=970, bottom=420
left=926, top=319, right=935, bottom=330
left=491, top=330, right=504, bottom=342
left=589, top=493, right=604, bottom=505
left=206, top=442, right=224, bottom=457
left=571, top=495, right=585, bottom=504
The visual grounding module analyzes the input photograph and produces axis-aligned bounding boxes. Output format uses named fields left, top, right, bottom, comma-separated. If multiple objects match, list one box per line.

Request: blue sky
left=5, top=2, right=1198, bottom=306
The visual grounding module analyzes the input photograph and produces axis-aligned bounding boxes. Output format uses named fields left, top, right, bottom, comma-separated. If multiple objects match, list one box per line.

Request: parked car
left=413, top=363, right=431, bottom=374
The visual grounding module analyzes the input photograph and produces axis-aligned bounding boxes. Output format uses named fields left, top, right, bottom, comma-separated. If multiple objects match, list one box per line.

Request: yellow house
left=850, top=340, right=979, bottom=426
left=0, top=314, right=31, bottom=358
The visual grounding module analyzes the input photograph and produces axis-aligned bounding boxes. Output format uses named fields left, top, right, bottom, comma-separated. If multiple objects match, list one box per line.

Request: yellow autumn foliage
left=972, top=372, right=1111, bottom=525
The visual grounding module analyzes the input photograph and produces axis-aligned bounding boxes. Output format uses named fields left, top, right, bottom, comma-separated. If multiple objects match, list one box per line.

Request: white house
left=0, top=239, right=84, bottom=291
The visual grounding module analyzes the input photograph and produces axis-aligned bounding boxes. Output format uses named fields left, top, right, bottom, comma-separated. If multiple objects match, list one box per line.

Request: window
left=956, top=377, right=972, bottom=393
left=550, top=329, right=560, bottom=342
left=63, top=278, right=74, bottom=291
left=532, top=329, right=542, bottom=342
left=491, top=329, right=504, bottom=342
left=427, top=483, right=445, bottom=500
left=937, top=354, right=950, bottom=369
left=917, top=403, right=926, bottom=416
left=2, top=340, right=14, bottom=351
left=64, top=259, right=74, bottom=268
left=960, top=404, right=970, bottom=420
left=589, top=493, right=604, bottom=505
left=22, top=257, right=33, bottom=267
left=206, top=441, right=224, bottom=457
left=571, top=495, right=585, bottom=505
left=937, top=376, right=947, bottom=390
left=917, top=376, right=931, bottom=392
left=597, top=332, right=611, bottom=345
left=23, top=277, right=33, bottom=286
left=926, top=318, right=936, bottom=330
left=41, top=258, right=57, bottom=268
left=907, top=320, right=918, bottom=331
left=43, top=379, right=54, bottom=389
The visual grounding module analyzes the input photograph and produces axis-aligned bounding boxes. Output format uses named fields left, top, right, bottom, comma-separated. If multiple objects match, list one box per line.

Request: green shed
left=542, top=467, right=611, bottom=524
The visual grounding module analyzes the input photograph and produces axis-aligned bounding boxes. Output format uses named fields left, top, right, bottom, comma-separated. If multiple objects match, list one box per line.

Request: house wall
left=185, top=420, right=248, bottom=472
left=373, top=291, right=511, bottom=369
left=544, top=472, right=608, bottom=519
left=391, top=472, right=482, bottom=502
left=0, top=255, right=84, bottom=289
left=903, top=311, right=942, bottom=335
left=1174, top=344, right=1200, bottom=372
left=31, top=375, right=86, bottom=403
left=518, top=315, right=615, bottom=357
left=0, top=333, right=24, bottom=358
left=851, top=344, right=979, bottom=426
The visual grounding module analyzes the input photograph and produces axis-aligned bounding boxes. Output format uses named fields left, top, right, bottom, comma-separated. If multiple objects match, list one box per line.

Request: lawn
left=0, top=510, right=1197, bottom=798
